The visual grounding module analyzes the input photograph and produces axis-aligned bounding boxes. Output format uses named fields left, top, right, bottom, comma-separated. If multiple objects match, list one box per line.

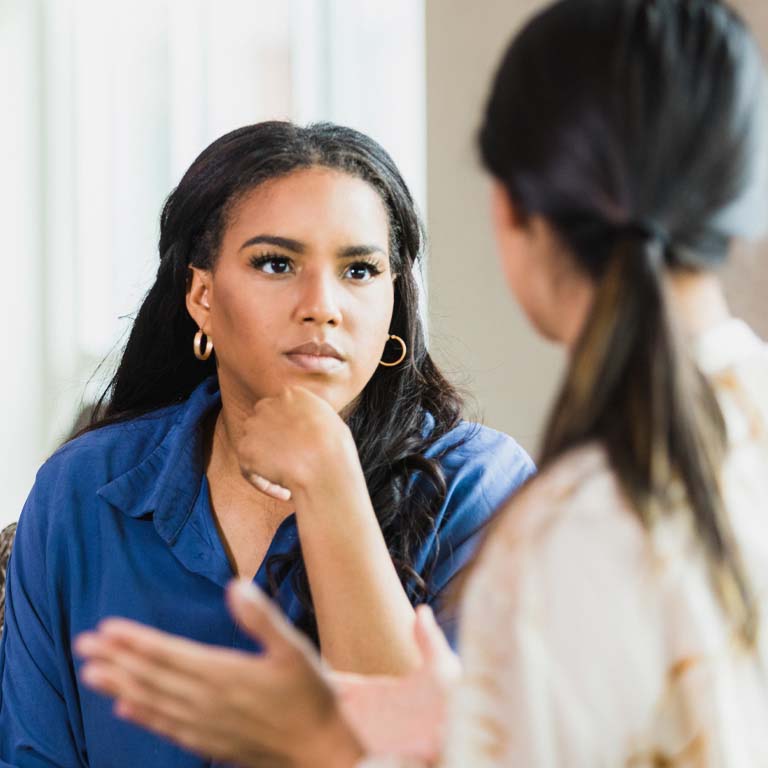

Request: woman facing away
left=77, top=0, right=768, bottom=765
left=0, top=123, right=534, bottom=766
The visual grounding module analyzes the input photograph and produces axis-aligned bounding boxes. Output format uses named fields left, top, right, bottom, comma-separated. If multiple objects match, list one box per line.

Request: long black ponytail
left=480, top=0, right=766, bottom=643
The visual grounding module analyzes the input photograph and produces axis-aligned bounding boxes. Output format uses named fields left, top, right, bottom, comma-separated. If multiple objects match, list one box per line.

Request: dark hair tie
left=617, top=220, right=670, bottom=248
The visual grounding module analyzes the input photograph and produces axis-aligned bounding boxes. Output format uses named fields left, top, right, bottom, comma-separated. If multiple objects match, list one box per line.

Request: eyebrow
left=240, top=235, right=386, bottom=259
left=240, top=235, right=305, bottom=253
left=338, top=244, right=387, bottom=259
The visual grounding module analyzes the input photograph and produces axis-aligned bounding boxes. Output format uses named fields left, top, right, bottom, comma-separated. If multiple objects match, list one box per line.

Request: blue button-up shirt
left=0, top=378, right=534, bottom=767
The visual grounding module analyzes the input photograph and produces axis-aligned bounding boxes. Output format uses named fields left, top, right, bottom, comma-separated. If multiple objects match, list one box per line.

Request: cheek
left=210, top=280, right=280, bottom=361
left=350, top=283, right=395, bottom=365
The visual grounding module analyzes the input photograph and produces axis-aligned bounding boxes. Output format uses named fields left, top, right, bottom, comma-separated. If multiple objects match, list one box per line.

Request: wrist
left=295, top=707, right=365, bottom=768
left=291, top=429, right=366, bottom=507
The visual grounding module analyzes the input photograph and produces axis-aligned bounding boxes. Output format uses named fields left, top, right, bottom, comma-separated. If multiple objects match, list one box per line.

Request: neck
left=563, top=268, right=732, bottom=352
left=667, top=270, right=731, bottom=338
left=206, top=385, right=291, bottom=517
left=208, top=385, right=252, bottom=477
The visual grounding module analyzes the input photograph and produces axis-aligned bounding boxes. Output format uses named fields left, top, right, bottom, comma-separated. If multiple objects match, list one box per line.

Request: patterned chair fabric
left=0, top=522, right=17, bottom=635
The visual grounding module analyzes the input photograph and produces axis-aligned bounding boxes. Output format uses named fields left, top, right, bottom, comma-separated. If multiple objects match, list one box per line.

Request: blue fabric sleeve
left=424, top=427, right=535, bottom=647
left=0, top=483, right=87, bottom=768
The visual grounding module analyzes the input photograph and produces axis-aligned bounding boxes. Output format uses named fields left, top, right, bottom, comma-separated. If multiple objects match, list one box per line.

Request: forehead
left=223, top=167, right=390, bottom=249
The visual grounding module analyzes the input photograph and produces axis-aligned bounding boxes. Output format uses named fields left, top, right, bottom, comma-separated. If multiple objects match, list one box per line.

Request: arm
left=358, top=492, right=598, bottom=768
left=237, top=391, right=534, bottom=674
left=296, top=414, right=534, bottom=675
left=236, top=387, right=421, bottom=674
left=292, top=432, right=421, bottom=673
left=0, top=485, right=86, bottom=767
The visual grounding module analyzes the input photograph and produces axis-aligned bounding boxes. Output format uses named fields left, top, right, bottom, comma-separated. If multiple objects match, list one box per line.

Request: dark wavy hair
left=479, top=0, right=765, bottom=643
left=87, top=121, right=463, bottom=641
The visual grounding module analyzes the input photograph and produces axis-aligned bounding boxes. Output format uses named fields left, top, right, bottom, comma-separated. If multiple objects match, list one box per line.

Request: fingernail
left=248, top=473, right=269, bottom=491
left=233, top=579, right=262, bottom=603
left=73, top=635, right=93, bottom=656
left=417, top=604, right=436, bottom=625
left=80, top=665, right=102, bottom=686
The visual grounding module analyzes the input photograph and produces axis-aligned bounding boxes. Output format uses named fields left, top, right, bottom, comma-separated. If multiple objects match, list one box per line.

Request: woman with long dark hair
left=77, top=0, right=768, bottom=765
left=0, top=122, right=533, bottom=766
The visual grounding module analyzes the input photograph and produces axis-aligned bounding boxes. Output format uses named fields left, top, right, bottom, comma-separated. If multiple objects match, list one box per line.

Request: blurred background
left=1, top=0, right=767, bottom=527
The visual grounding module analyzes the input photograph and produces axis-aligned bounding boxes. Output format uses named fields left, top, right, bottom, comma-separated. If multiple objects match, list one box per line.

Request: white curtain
left=0, top=0, right=425, bottom=526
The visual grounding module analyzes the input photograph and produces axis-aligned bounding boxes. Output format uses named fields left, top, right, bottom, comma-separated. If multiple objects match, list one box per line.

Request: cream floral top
left=362, top=318, right=768, bottom=767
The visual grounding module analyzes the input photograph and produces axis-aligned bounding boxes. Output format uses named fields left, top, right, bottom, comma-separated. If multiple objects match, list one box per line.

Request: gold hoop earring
left=379, top=334, right=407, bottom=367
left=193, top=330, right=213, bottom=361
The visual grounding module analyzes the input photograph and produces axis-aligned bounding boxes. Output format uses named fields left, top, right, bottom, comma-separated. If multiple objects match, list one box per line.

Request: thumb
left=226, top=579, right=311, bottom=660
left=414, top=605, right=461, bottom=678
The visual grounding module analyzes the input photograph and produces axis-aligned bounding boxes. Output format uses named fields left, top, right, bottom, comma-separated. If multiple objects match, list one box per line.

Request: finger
left=261, top=478, right=292, bottom=501
left=414, top=605, right=461, bottom=678
left=246, top=473, right=292, bottom=501
left=226, top=580, right=316, bottom=661
left=113, top=698, right=237, bottom=763
left=74, top=630, right=125, bottom=661
left=89, top=618, right=247, bottom=683
left=80, top=659, right=199, bottom=721
left=88, top=659, right=283, bottom=763
left=79, top=636, right=207, bottom=705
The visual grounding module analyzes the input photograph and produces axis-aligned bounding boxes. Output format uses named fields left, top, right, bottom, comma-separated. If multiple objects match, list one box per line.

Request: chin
left=538, top=324, right=565, bottom=344
left=520, top=306, right=552, bottom=339
left=295, top=378, right=349, bottom=408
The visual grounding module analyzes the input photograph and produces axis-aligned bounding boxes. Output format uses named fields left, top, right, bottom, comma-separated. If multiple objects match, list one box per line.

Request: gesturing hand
left=238, top=386, right=359, bottom=502
left=75, top=581, right=364, bottom=768
left=333, top=605, right=461, bottom=762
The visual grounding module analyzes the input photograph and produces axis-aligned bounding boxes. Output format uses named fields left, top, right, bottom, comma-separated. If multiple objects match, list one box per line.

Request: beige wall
left=425, top=0, right=768, bottom=456
left=425, top=0, right=563, bottom=455
left=722, top=0, right=768, bottom=339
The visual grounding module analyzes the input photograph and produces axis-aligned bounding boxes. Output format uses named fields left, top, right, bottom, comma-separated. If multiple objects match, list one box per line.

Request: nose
left=294, top=270, right=343, bottom=327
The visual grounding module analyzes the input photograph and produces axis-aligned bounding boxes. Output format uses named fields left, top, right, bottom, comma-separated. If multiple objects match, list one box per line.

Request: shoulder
left=459, top=447, right=668, bottom=755
left=714, top=345, right=768, bottom=445
left=426, top=419, right=536, bottom=483
left=35, top=403, right=184, bottom=494
left=464, top=442, right=665, bottom=662
left=19, top=403, right=186, bottom=543
left=420, top=419, right=536, bottom=538
left=479, top=443, right=655, bottom=609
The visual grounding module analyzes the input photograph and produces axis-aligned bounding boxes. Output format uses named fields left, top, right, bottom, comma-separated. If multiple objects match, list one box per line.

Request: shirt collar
left=97, top=377, right=221, bottom=544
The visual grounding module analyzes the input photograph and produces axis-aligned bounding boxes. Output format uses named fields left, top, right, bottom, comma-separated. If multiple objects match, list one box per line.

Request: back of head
left=481, top=0, right=766, bottom=263
left=479, top=0, right=767, bottom=643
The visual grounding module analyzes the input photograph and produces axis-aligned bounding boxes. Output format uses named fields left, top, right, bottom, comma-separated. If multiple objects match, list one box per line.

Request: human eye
left=343, top=260, right=383, bottom=282
left=249, top=253, right=294, bottom=275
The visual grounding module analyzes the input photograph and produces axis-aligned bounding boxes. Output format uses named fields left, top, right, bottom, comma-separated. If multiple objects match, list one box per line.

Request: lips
left=285, top=341, right=344, bottom=360
left=284, top=340, right=345, bottom=373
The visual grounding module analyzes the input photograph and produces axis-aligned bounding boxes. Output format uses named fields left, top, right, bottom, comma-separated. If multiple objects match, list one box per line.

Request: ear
left=186, top=267, right=213, bottom=333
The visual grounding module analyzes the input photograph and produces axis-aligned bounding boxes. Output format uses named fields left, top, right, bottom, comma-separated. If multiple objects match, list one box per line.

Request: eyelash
left=248, top=253, right=384, bottom=280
